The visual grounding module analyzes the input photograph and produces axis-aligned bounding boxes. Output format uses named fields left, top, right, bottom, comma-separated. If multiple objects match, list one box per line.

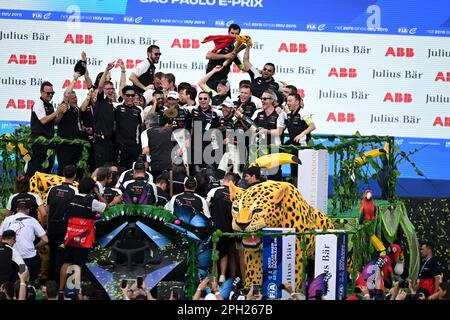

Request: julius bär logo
left=435, top=72, right=450, bottom=82
left=115, top=59, right=143, bottom=69
left=383, top=93, right=413, bottom=103
left=433, top=116, right=450, bottom=127
left=328, top=68, right=357, bottom=78
left=326, top=112, right=355, bottom=122
left=7, top=54, right=37, bottom=65
left=64, top=34, right=93, bottom=44
left=171, top=39, right=200, bottom=49
left=278, top=43, right=307, bottom=53
left=6, top=99, right=35, bottom=109
left=385, top=47, right=414, bottom=57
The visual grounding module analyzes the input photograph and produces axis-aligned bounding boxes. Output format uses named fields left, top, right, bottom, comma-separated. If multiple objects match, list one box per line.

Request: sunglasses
left=153, top=53, right=162, bottom=56
left=125, top=94, right=135, bottom=97
left=261, top=97, right=273, bottom=101
left=43, top=91, right=55, bottom=96
left=263, top=68, right=274, bottom=72
left=198, top=97, right=209, bottom=101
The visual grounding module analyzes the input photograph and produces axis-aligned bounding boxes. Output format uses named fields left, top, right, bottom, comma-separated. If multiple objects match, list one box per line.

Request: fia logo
left=215, top=20, right=225, bottom=27
left=32, top=12, right=43, bottom=19
left=124, top=16, right=134, bottom=23
left=306, top=24, right=317, bottom=30
left=267, top=282, right=277, bottom=299
left=398, top=27, right=408, bottom=34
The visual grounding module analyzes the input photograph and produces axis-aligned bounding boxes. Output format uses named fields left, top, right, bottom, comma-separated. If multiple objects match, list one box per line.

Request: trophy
left=222, top=35, right=253, bottom=67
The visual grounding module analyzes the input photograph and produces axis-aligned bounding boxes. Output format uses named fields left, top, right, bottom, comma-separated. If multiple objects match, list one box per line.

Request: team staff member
left=45, top=165, right=78, bottom=282
left=191, top=92, right=221, bottom=172
left=205, top=24, right=244, bottom=91
left=165, top=177, right=210, bottom=218
left=207, top=173, right=240, bottom=284
left=114, top=86, right=144, bottom=169
left=6, top=175, right=46, bottom=224
left=93, top=62, right=116, bottom=168
left=122, top=161, right=158, bottom=205
left=242, top=47, right=279, bottom=98
left=129, top=45, right=161, bottom=94
left=59, top=177, right=122, bottom=291
left=285, top=93, right=316, bottom=184
left=251, top=90, right=286, bottom=180
left=27, top=81, right=68, bottom=177
left=56, top=72, right=84, bottom=176
left=0, top=200, right=48, bottom=286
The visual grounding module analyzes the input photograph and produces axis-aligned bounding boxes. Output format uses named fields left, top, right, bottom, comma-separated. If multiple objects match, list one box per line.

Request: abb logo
left=278, top=43, right=307, bottom=53
left=115, top=59, right=143, bottom=69
left=62, top=79, right=89, bottom=89
left=7, top=54, right=37, bottom=64
left=64, top=34, right=93, bottom=44
left=230, top=64, right=244, bottom=74
left=6, top=99, right=35, bottom=109
left=297, top=89, right=305, bottom=98
left=326, top=112, right=355, bottom=122
left=433, top=116, right=450, bottom=127
left=435, top=72, right=450, bottom=82
left=385, top=47, right=415, bottom=57
left=328, top=68, right=357, bottom=78
left=383, top=93, right=413, bottom=103
left=171, top=39, right=200, bottom=49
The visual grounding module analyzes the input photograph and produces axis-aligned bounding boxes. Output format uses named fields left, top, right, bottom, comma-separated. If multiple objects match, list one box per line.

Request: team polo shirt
left=116, top=169, right=153, bottom=188
left=122, top=177, right=158, bottom=205
left=30, top=97, right=55, bottom=139
left=191, top=106, right=221, bottom=133
left=57, top=105, right=83, bottom=140
left=46, top=182, right=78, bottom=237
left=165, top=191, right=210, bottom=218
left=94, top=92, right=115, bottom=139
left=286, top=107, right=314, bottom=145
left=0, top=242, right=26, bottom=284
left=234, top=98, right=257, bottom=119
left=206, top=43, right=243, bottom=85
left=133, top=58, right=156, bottom=93
left=140, top=127, right=174, bottom=172
left=248, top=66, right=280, bottom=99
left=206, top=186, right=233, bottom=232
left=159, top=106, right=192, bottom=131
left=115, top=103, right=143, bottom=145
left=252, top=109, right=285, bottom=145
left=6, top=192, right=43, bottom=220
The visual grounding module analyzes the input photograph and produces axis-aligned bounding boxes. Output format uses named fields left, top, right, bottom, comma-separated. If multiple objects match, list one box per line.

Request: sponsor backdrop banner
left=314, top=231, right=348, bottom=300
left=262, top=228, right=296, bottom=300
left=0, top=1, right=449, bottom=186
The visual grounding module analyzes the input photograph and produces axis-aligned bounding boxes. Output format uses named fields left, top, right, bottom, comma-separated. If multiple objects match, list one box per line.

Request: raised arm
left=98, top=61, right=115, bottom=94
left=243, top=46, right=253, bottom=72
left=81, top=51, right=93, bottom=89
left=197, top=65, right=223, bottom=91
left=119, top=60, right=126, bottom=99
left=63, top=72, right=81, bottom=103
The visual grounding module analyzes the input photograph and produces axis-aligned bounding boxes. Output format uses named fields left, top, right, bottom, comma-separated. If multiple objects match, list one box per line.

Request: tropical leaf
left=399, top=204, right=420, bottom=283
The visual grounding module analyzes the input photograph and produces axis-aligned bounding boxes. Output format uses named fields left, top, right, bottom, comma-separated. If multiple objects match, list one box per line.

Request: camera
left=120, top=279, right=127, bottom=289
left=137, top=276, right=143, bottom=288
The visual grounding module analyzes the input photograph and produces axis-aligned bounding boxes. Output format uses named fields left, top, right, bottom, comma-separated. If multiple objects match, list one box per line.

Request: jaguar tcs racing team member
left=59, top=177, right=122, bottom=292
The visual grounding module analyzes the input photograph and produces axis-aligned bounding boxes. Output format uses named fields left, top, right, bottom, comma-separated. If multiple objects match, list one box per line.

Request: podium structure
left=297, top=149, right=329, bottom=214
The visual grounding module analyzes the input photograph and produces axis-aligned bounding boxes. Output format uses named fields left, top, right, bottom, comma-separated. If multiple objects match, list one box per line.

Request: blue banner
left=1, top=0, right=449, bottom=37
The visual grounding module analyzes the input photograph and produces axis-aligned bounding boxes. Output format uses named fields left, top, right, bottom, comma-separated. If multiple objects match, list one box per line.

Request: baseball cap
left=220, top=98, right=234, bottom=109
left=184, top=176, right=197, bottom=189
left=167, top=91, right=179, bottom=100
left=204, top=293, right=217, bottom=300
left=216, top=79, right=230, bottom=89
left=74, top=60, right=87, bottom=76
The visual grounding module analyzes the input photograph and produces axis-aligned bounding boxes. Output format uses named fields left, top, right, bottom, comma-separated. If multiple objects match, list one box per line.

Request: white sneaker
left=219, top=275, right=226, bottom=284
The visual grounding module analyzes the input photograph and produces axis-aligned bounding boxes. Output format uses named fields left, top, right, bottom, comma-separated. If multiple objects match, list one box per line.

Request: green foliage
left=0, top=126, right=90, bottom=207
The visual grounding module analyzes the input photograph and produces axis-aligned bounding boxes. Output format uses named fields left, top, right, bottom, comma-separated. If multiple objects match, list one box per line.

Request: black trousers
left=94, top=137, right=113, bottom=169
left=47, top=232, right=66, bottom=283
left=56, top=144, right=82, bottom=176
left=26, top=141, right=55, bottom=177
left=115, top=143, right=141, bottom=169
